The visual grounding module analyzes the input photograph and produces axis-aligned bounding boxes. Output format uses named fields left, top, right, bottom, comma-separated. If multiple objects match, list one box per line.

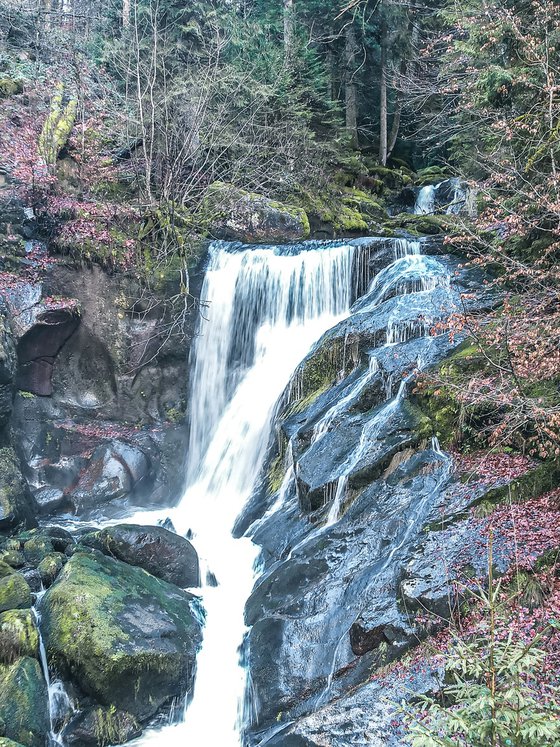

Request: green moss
left=38, top=83, right=77, bottom=166
left=37, top=553, right=65, bottom=587
left=23, top=537, right=53, bottom=566
left=93, top=705, right=140, bottom=747
left=0, top=575, right=31, bottom=614
left=387, top=212, right=453, bottom=236
left=0, top=79, right=23, bottom=97
left=0, top=611, right=39, bottom=664
left=0, top=448, right=29, bottom=530
left=42, top=552, right=202, bottom=719
left=0, top=658, right=48, bottom=747
left=288, top=337, right=345, bottom=414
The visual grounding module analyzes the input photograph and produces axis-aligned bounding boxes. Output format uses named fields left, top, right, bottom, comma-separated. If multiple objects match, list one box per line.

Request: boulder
left=37, top=553, right=65, bottom=587
left=62, top=706, right=142, bottom=747
left=205, top=182, right=310, bottom=243
left=0, top=448, right=33, bottom=531
left=0, top=610, right=38, bottom=663
left=82, top=524, right=200, bottom=588
left=0, top=657, right=48, bottom=747
left=69, top=441, right=151, bottom=513
left=42, top=551, right=202, bottom=721
left=0, top=574, right=31, bottom=613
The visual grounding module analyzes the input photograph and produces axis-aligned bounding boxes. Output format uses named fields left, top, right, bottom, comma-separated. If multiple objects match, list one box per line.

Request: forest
left=0, top=0, right=559, bottom=746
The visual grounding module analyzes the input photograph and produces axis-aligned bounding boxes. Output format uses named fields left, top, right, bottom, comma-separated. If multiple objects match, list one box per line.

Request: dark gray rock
left=82, top=524, right=200, bottom=588
left=62, top=706, right=142, bottom=746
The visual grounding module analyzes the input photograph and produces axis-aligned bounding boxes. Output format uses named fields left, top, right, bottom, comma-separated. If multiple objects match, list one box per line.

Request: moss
left=42, top=552, right=202, bottom=719
left=0, top=610, right=39, bottom=664
left=472, top=459, right=560, bottom=513
left=0, top=448, right=30, bottom=530
left=38, top=83, right=77, bottom=166
left=0, top=562, right=13, bottom=580
left=367, top=166, right=412, bottom=190
left=0, top=79, right=23, bottom=97
left=23, top=537, right=53, bottom=566
left=0, top=739, right=26, bottom=747
left=37, top=553, right=65, bottom=587
left=0, top=657, right=48, bottom=747
left=288, top=337, right=345, bottom=414
left=93, top=705, right=140, bottom=746
left=0, top=575, right=31, bottom=614
left=387, top=212, right=453, bottom=236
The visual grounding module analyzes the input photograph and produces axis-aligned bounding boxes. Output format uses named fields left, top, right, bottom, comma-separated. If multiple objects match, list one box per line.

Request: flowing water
left=131, top=242, right=355, bottom=746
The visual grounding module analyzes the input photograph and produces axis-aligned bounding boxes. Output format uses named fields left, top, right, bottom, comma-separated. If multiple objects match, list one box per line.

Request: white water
left=132, top=242, right=355, bottom=746
left=414, top=185, right=435, bottom=215
left=33, top=592, right=74, bottom=746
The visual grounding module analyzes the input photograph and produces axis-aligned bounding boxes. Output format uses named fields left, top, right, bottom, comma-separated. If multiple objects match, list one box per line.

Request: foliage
left=404, top=551, right=560, bottom=747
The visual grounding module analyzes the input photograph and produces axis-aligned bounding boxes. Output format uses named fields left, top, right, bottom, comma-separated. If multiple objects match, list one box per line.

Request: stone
left=204, top=182, right=310, bottom=243
left=0, top=574, right=31, bottom=613
left=0, top=610, right=39, bottom=663
left=36, top=553, right=65, bottom=588
left=82, top=524, right=200, bottom=588
left=42, top=551, right=202, bottom=721
left=23, top=536, right=53, bottom=565
left=0, top=657, right=48, bottom=747
left=62, top=706, right=142, bottom=746
left=0, top=448, right=33, bottom=531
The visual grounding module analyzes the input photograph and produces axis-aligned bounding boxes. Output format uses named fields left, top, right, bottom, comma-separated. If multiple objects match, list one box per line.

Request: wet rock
left=42, top=551, right=202, bottom=721
left=0, top=574, right=31, bottom=613
left=62, top=706, right=142, bottom=746
left=205, top=182, right=310, bottom=243
left=20, top=570, right=41, bottom=594
left=32, top=487, right=65, bottom=515
left=0, top=610, right=39, bottom=663
left=82, top=524, right=200, bottom=588
left=69, top=441, right=151, bottom=513
left=0, top=657, right=48, bottom=747
left=37, top=553, right=65, bottom=587
left=0, top=739, right=26, bottom=747
left=23, top=536, right=53, bottom=565
left=0, top=448, right=34, bottom=531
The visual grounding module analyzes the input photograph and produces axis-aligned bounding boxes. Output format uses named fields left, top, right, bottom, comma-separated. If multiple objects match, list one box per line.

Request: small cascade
left=414, top=185, right=435, bottom=215
left=33, top=592, right=74, bottom=746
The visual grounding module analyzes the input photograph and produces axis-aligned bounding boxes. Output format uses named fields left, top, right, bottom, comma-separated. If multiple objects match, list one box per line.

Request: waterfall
left=414, top=185, right=435, bottom=214
left=132, top=241, right=355, bottom=746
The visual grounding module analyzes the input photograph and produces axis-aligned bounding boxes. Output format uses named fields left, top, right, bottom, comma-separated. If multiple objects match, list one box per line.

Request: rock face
left=0, top=657, right=48, bottom=747
left=239, top=237, right=501, bottom=741
left=205, top=182, right=311, bottom=243
left=3, top=258, right=192, bottom=518
left=0, top=448, right=34, bottom=531
left=82, top=524, right=200, bottom=587
left=62, top=706, right=142, bottom=747
left=42, top=551, right=203, bottom=721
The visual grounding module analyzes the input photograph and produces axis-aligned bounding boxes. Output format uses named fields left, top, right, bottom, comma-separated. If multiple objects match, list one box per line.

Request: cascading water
left=132, top=241, right=355, bottom=746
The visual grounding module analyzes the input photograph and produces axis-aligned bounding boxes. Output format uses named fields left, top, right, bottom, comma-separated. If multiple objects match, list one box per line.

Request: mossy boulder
left=37, top=553, right=65, bottom=587
left=0, top=610, right=39, bottom=663
left=0, top=448, right=33, bottom=531
left=81, top=524, right=200, bottom=588
left=0, top=657, right=48, bottom=747
left=0, top=79, right=23, bottom=97
left=42, top=551, right=203, bottom=721
left=23, top=537, right=53, bottom=566
left=204, top=182, right=310, bottom=243
left=0, top=739, right=26, bottom=747
left=0, top=574, right=31, bottom=613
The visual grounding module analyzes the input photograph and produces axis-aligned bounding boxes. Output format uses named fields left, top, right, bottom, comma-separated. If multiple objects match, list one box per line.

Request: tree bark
left=345, top=22, right=358, bottom=147
left=284, top=0, right=294, bottom=61
left=378, top=16, right=388, bottom=165
left=123, top=0, right=131, bottom=29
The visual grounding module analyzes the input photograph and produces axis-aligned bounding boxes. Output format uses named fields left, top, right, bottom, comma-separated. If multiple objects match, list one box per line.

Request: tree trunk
left=379, top=17, right=388, bottom=165
left=345, top=22, right=358, bottom=147
left=284, top=0, right=294, bottom=60
left=123, top=0, right=131, bottom=29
